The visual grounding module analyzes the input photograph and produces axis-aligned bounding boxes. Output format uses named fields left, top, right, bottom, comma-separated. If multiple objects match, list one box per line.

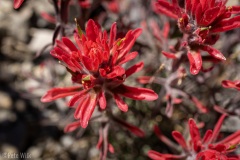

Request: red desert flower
left=41, top=19, right=158, bottom=128
left=148, top=114, right=240, bottom=160
left=155, top=0, right=240, bottom=74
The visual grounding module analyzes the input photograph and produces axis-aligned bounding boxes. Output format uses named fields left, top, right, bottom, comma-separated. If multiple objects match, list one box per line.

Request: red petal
left=155, top=0, right=178, bottom=19
left=98, top=90, right=107, bottom=110
left=62, top=37, right=78, bottom=52
left=217, top=130, right=240, bottom=147
left=114, top=84, right=158, bottom=101
left=109, top=22, right=117, bottom=48
left=188, top=118, right=201, bottom=152
left=108, top=144, right=115, bottom=153
left=195, top=3, right=203, bottom=25
left=80, top=93, right=98, bottom=128
left=200, top=7, right=220, bottom=26
left=113, top=117, right=145, bottom=137
left=209, top=114, right=227, bottom=143
left=211, top=15, right=240, bottom=32
left=118, top=51, right=138, bottom=65
left=231, top=6, right=240, bottom=14
left=185, top=0, right=192, bottom=13
left=82, top=55, right=94, bottom=71
left=13, top=0, right=24, bottom=9
left=172, top=131, right=188, bottom=151
left=74, top=95, right=90, bottom=119
left=68, top=90, right=87, bottom=107
left=213, top=105, right=229, bottom=115
left=153, top=125, right=178, bottom=149
left=40, top=12, right=56, bottom=24
left=118, top=30, right=139, bottom=59
left=199, top=0, right=207, bottom=9
left=202, top=130, right=213, bottom=144
left=86, top=19, right=99, bottom=41
left=148, top=150, right=184, bottom=160
left=137, top=76, right=152, bottom=84
left=201, top=45, right=226, bottom=60
left=222, top=80, right=240, bottom=90
left=132, top=28, right=142, bottom=38
left=191, top=96, right=208, bottom=113
left=187, top=51, right=202, bottom=75
left=41, top=86, right=81, bottom=102
left=113, top=94, right=128, bottom=112
left=162, top=51, right=177, bottom=59
left=64, top=121, right=81, bottom=133
left=125, top=62, right=144, bottom=77
left=106, top=66, right=125, bottom=79
left=222, top=80, right=236, bottom=88
left=163, top=22, right=170, bottom=38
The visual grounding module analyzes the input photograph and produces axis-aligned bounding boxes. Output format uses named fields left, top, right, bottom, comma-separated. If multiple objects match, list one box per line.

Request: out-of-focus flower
left=13, top=0, right=24, bottom=9
left=41, top=19, right=158, bottom=128
left=155, top=0, right=240, bottom=44
left=222, top=80, right=240, bottom=90
left=155, top=0, right=240, bottom=75
left=148, top=114, right=240, bottom=160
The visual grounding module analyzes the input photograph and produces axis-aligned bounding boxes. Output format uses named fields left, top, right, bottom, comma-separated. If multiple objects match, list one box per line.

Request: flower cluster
left=41, top=19, right=158, bottom=128
left=148, top=114, right=240, bottom=160
left=155, top=0, right=240, bottom=74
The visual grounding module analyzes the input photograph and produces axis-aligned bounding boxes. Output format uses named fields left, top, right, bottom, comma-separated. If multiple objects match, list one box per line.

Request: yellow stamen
left=117, top=38, right=126, bottom=46
left=200, top=26, right=211, bottom=31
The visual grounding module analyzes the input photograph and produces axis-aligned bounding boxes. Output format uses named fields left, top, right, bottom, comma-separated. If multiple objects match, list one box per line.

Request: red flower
left=41, top=19, right=158, bottom=128
left=155, top=0, right=240, bottom=74
left=155, top=0, right=240, bottom=42
left=13, top=0, right=24, bottom=9
left=148, top=115, right=240, bottom=160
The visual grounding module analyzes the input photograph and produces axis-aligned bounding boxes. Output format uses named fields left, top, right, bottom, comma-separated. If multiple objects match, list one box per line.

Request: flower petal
left=62, top=37, right=78, bottom=52
left=114, top=84, right=158, bottom=101
left=41, top=86, right=81, bottom=102
left=109, top=22, right=117, bottom=48
left=68, top=89, right=88, bottom=107
left=148, top=150, right=184, bottom=160
left=80, top=93, right=98, bottom=128
left=188, top=118, right=202, bottom=152
left=106, top=66, right=125, bottom=79
left=125, top=62, right=144, bottom=77
left=113, top=94, right=128, bottom=112
left=187, top=51, right=202, bottom=75
left=113, top=117, right=145, bottom=137
left=209, top=114, right=227, bottom=143
left=118, top=51, right=138, bottom=65
left=172, top=131, right=188, bottom=151
left=162, top=51, right=177, bottom=59
left=201, top=45, right=226, bottom=61
left=13, top=0, right=24, bottom=9
left=64, top=121, right=81, bottom=133
left=86, top=19, right=99, bottom=41
left=98, top=90, right=107, bottom=110
left=191, top=96, right=208, bottom=113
